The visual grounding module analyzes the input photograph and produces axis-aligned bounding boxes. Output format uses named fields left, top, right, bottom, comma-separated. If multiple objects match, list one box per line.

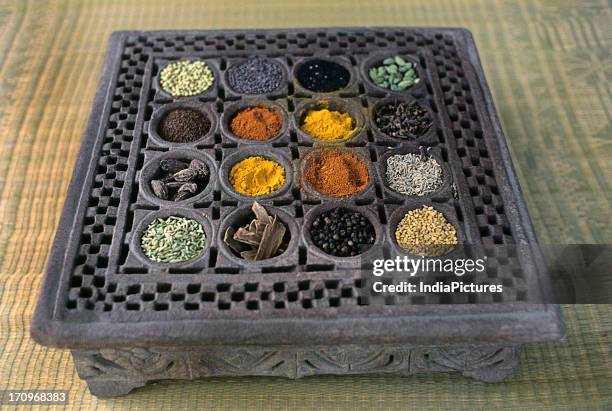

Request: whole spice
left=310, top=208, right=375, bottom=257
left=230, top=106, right=282, bottom=141
left=158, top=108, right=211, bottom=143
left=368, top=56, right=420, bottom=91
left=229, top=156, right=286, bottom=197
left=224, top=202, right=287, bottom=260
left=227, top=58, right=283, bottom=94
left=395, top=206, right=458, bottom=256
left=386, top=152, right=443, bottom=196
left=159, top=60, right=214, bottom=97
left=141, top=216, right=206, bottom=263
left=296, top=59, right=350, bottom=92
left=375, top=100, right=432, bottom=139
left=303, top=149, right=369, bottom=197
left=150, top=158, right=209, bottom=201
left=301, top=108, right=355, bottom=141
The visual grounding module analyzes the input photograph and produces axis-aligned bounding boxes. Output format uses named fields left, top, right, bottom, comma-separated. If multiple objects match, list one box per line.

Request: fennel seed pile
left=141, top=216, right=206, bottom=263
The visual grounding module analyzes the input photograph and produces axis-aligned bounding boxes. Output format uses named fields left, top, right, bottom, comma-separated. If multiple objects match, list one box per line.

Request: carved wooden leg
left=86, top=380, right=147, bottom=397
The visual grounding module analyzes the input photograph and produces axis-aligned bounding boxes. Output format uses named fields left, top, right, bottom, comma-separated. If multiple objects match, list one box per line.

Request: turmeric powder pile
left=301, top=108, right=355, bottom=141
left=229, top=156, right=286, bottom=197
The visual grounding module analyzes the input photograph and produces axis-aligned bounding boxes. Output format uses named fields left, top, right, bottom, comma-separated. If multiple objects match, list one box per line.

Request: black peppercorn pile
left=310, top=208, right=375, bottom=257
left=374, top=100, right=432, bottom=139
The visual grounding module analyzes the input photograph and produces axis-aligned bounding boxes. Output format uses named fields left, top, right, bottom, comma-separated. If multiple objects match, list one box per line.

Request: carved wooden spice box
left=32, top=28, right=565, bottom=397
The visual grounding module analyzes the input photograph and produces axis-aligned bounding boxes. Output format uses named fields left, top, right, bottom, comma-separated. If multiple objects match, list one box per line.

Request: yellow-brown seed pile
left=395, top=206, right=458, bottom=256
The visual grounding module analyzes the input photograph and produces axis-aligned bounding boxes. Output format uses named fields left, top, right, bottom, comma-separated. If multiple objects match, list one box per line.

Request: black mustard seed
left=296, top=59, right=350, bottom=92
left=227, top=58, right=283, bottom=94
left=310, top=208, right=375, bottom=257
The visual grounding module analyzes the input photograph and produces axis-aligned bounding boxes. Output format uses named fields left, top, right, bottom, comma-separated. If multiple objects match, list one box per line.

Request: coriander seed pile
left=395, top=206, right=458, bottom=256
left=386, top=153, right=443, bottom=196
left=141, top=216, right=206, bottom=263
left=160, top=60, right=214, bottom=97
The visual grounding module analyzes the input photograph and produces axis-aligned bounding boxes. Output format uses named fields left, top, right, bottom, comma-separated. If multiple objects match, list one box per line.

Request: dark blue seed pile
left=310, top=208, right=375, bottom=257
left=296, top=59, right=350, bottom=92
left=227, top=58, right=283, bottom=94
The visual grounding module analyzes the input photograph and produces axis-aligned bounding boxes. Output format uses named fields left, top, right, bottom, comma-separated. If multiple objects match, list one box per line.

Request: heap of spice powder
left=158, top=108, right=211, bottom=143
left=375, top=100, right=432, bottom=139
left=229, top=156, right=286, bottom=197
left=230, top=106, right=282, bottom=141
left=395, top=206, right=458, bottom=256
left=301, top=108, right=356, bottom=141
left=150, top=158, right=209, bottom=202
left=296, top=59, right=350, bottom=92
left=224, top=202, right=287, bottom=260
left=386, top=153, right=443, bottom=196
left=141, top=216, right=206, bottom=263
left=310, top=207, right=375, bottom=257
left=160, top=60, right=214, bottom=97
left=303, top=149, right=369, bottom=197
left=227, top=58, right=283, bottom=94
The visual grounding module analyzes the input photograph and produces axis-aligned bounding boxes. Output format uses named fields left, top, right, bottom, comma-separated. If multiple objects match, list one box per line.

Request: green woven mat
left=0, top=0, right=610, bottom=409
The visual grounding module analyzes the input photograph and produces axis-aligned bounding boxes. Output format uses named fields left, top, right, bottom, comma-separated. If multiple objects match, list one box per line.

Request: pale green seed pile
left=160, top=60, right=214, bottom=96
left=141, top=216, right=206, bottom=263
left=368, top=56, right=420, bottom=91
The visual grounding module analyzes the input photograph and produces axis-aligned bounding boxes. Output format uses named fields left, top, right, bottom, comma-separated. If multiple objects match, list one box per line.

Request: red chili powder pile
left=303, top=149, right=369, bottom=197
left=230, top=106, right=282, bottom=141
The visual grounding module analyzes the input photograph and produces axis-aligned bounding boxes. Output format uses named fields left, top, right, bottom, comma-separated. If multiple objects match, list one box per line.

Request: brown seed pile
left=158, top=108, right=211, bottom=143
left=395, top=206, right=458, bottom=256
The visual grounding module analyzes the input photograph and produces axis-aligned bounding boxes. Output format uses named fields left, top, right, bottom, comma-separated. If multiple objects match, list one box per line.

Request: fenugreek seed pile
left=395, top=206, right=458, bottom=256
left=141, top=216, right=206, bottom=263
left=386, top=153, right=443, bottom=196
left=159, top=60, right=214, bottom=97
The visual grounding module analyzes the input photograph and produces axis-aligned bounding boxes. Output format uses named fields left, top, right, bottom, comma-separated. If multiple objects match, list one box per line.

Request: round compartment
left=131, top=208, right=213, bottom=267
left=361, top=53, right=425, bottom=95
left=218, top=204, right=299, bottom=267
left=149, top=101, right=217, bottom=147
left=154, top=59, right=219, bottom=99
left=224, top=57, right=287, bottom=95
left=387, top=201, right=465, bottom=258
left=300, top=147, right=374, bottom=200
left=140, top=149, right=216, bottom=206
left=377, top=145, right=453, bottom=201
left=303, top=202, right=383, bottom=261
left=220, top=147, right=293, bottom=201
left=294, top=98, right=364, bottom=144
left=293, top=57, right=355, bottom=94
left=220, top=99, right=288, bottom=145
left=370, top=96, right=437, bottom=145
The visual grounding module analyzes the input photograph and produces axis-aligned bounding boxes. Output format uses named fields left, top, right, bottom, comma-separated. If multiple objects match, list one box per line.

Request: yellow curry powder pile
left=395, top=206, right=458, bottom=256
left=229, top=156, right=286, bottom=197
left=301, top=108, right=355, bottom=141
